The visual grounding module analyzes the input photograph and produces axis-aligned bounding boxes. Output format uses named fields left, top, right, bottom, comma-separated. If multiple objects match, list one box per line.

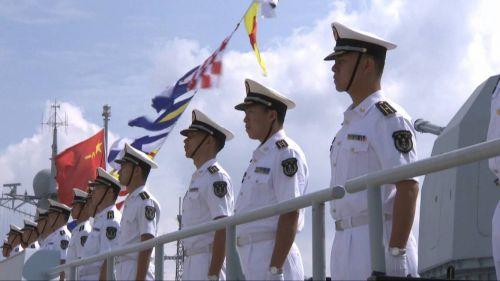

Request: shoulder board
left=59, top=230, right=66, bottom=236
left=79, top=225, right=84, bottom=231
left=376, top=101, right=397, bottom=116
left=207, top=165, right=219, bottom=174
left=107, top=210, right=114, bottom=219
left=139, top=191, right=150, bottom=200
left=275, top=139, right=289, bottom=149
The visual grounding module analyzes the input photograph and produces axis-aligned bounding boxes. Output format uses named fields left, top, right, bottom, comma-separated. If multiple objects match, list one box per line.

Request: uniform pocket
left=346, top=139, right=369, bottom=153
left=187, top=191, right=200, bottom=200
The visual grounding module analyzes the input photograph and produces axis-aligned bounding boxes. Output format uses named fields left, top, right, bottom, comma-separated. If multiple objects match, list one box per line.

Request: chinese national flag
left=55, top=129, right=105, bottom=205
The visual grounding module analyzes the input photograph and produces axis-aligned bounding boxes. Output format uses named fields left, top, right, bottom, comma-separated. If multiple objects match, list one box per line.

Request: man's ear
left=269, top=109, right=278, bottom=122
left=364, top=55, right=376, bottom=72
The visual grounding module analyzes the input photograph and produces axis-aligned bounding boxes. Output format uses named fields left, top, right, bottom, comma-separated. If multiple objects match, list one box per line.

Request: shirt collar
left=76, top=220, right=87, bottom=229
left=254, top=129, right=287, bottom=156
left=128, top=185, right=147, bottom=199
left=344, top=90, right=385, bottom=119
left=194, top=158, right=217, bottom=177
left=54, top=225, right=68, bottom=234
left=96, top=204, right=116, bottom=218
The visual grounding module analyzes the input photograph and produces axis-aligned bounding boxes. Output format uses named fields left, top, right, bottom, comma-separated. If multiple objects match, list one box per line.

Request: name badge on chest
left=347, top=134, right=367, bottom=142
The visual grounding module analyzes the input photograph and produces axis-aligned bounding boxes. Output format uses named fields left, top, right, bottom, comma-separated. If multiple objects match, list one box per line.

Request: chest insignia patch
left=106, top=227, right=117, bottom=240
left=60, top=240, right=69, bottom=250
left=81, top=235, right=88, bottom=247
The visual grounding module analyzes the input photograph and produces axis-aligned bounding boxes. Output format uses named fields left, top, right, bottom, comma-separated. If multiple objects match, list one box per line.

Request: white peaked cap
left=180, top=109, right=234, bottom=141
left=235, top=79, right=295, bottom=111
left=115, top=143, right=158, bottom=169
left=324, top=22, right=396, bottom=61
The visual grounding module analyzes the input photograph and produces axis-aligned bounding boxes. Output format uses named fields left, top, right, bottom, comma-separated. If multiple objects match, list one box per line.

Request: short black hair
left=214, top=136, right=225, bottom=152
left=62, top=212, right=70, bottom=222
left=367, top=53, right=386, bottom=78
left=265, top=106, right=286, bottom=125
left=139, top=163, right=151, bottom=179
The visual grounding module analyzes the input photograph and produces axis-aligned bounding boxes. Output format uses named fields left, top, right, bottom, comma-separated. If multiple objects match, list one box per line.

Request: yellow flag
left=244, top=1, right=267, bottom=76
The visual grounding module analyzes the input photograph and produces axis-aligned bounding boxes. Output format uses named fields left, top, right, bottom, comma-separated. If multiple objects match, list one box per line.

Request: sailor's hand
left=386, top=250, right=408, bottom=277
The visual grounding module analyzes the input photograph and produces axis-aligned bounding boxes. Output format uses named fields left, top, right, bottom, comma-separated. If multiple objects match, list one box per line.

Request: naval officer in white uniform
left=234, top=79, right=309, bottom=281
left=21, top=219, right=39, bottom=249
left=66, top=188, right=92, bottom=279
left=42, top=199, right=72, bottom=281
left=81, top=168, right=122, bottom=280
left=115, top=143, right=161, bottom=281
left=180, top=109, right=235, bottom=280
left=324, top=22, right=419, bottom=279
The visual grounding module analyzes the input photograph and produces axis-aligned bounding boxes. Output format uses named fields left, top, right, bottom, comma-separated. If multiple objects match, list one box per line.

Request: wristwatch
left=389, top=247, right=406, bottom=256
left=270, top=266, right=283, bottom=275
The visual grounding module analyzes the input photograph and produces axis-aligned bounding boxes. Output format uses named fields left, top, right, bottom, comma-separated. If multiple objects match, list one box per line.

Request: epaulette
left=107, top=210, right=114, bottom=219
left=59, top=230, right=66, bottom=236
left=376, top=101, right=397, bottom=116
left=275, top=139, right=288, bottom=149
left=139, top=191, right=150, bottom=200
left=207, top=165, right=219, bottom=174
left=79, top=225, right=84, bottom=231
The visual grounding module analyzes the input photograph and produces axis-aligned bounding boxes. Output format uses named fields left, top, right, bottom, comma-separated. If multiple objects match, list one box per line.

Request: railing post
left=225, top=224, right=245, bottom=280
left=106, top=256, right=115, bottom=280
left=367, top=186, right=386, bottom=276
left=155, top=244, right=164, bottom=280
left=312, top=202, right=326, bottom=280
left=69, top=266, right=76, bottom=280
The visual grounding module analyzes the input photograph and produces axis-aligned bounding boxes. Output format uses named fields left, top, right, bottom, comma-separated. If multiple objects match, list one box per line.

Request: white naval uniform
left=80, top=206, right=121, bottom=280
left=66, top=220, right=91, bottom=279
left=235, top=130, right=308, bottom=280
left=181, top=159, right=234, bottom=280
left=41, top=225, right=71, bottom=261
left=329, top=91, right=418, bottom=280
left=116, top=186, right=160, bottom=280
left=487, top=83, right=500, bottom=280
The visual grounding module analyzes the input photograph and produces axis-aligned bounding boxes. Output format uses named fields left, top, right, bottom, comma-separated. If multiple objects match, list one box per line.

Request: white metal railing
left=33, top=138, right=500, bottom=280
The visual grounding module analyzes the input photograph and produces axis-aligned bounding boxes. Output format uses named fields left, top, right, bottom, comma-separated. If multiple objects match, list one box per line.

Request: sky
left=0, top=0, right=500, bottom=277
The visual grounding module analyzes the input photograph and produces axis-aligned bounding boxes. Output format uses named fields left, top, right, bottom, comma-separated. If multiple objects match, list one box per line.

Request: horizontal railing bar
left=47, top=139, right=500, bottom=275
left=346, top=138, right=500, bottom=193
left=47, top=185, right=345, bottom=275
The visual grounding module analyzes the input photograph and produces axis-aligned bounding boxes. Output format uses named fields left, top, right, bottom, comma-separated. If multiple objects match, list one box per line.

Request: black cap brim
left=234, top=101, right=257, bottom=111
left=180, top=128, right=199, bottom=137
left=324, top=50, right=346, bottom=61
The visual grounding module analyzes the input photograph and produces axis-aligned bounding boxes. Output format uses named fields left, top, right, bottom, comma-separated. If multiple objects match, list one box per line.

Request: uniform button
left=350, top=147, right=355, bottom=152
left=239, top=192, right=243, bottom=195
left=333, top=209, right=336, bottom=212
left=344, top=121, right=349, bottom=125
left=360, top=108, right=365, bottom=113
left=337, top=141, right=342, bottom=146
left=333, top=163, right=337, bottom=167
left=495, top=169, right=499, bottom=173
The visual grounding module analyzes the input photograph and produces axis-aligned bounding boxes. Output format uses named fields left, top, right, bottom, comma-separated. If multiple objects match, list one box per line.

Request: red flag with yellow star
left=55, top=129, right=105, bottom=205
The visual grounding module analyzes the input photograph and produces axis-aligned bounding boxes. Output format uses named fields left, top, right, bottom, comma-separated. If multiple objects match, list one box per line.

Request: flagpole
left=102, top=104, right=111, bottom=169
